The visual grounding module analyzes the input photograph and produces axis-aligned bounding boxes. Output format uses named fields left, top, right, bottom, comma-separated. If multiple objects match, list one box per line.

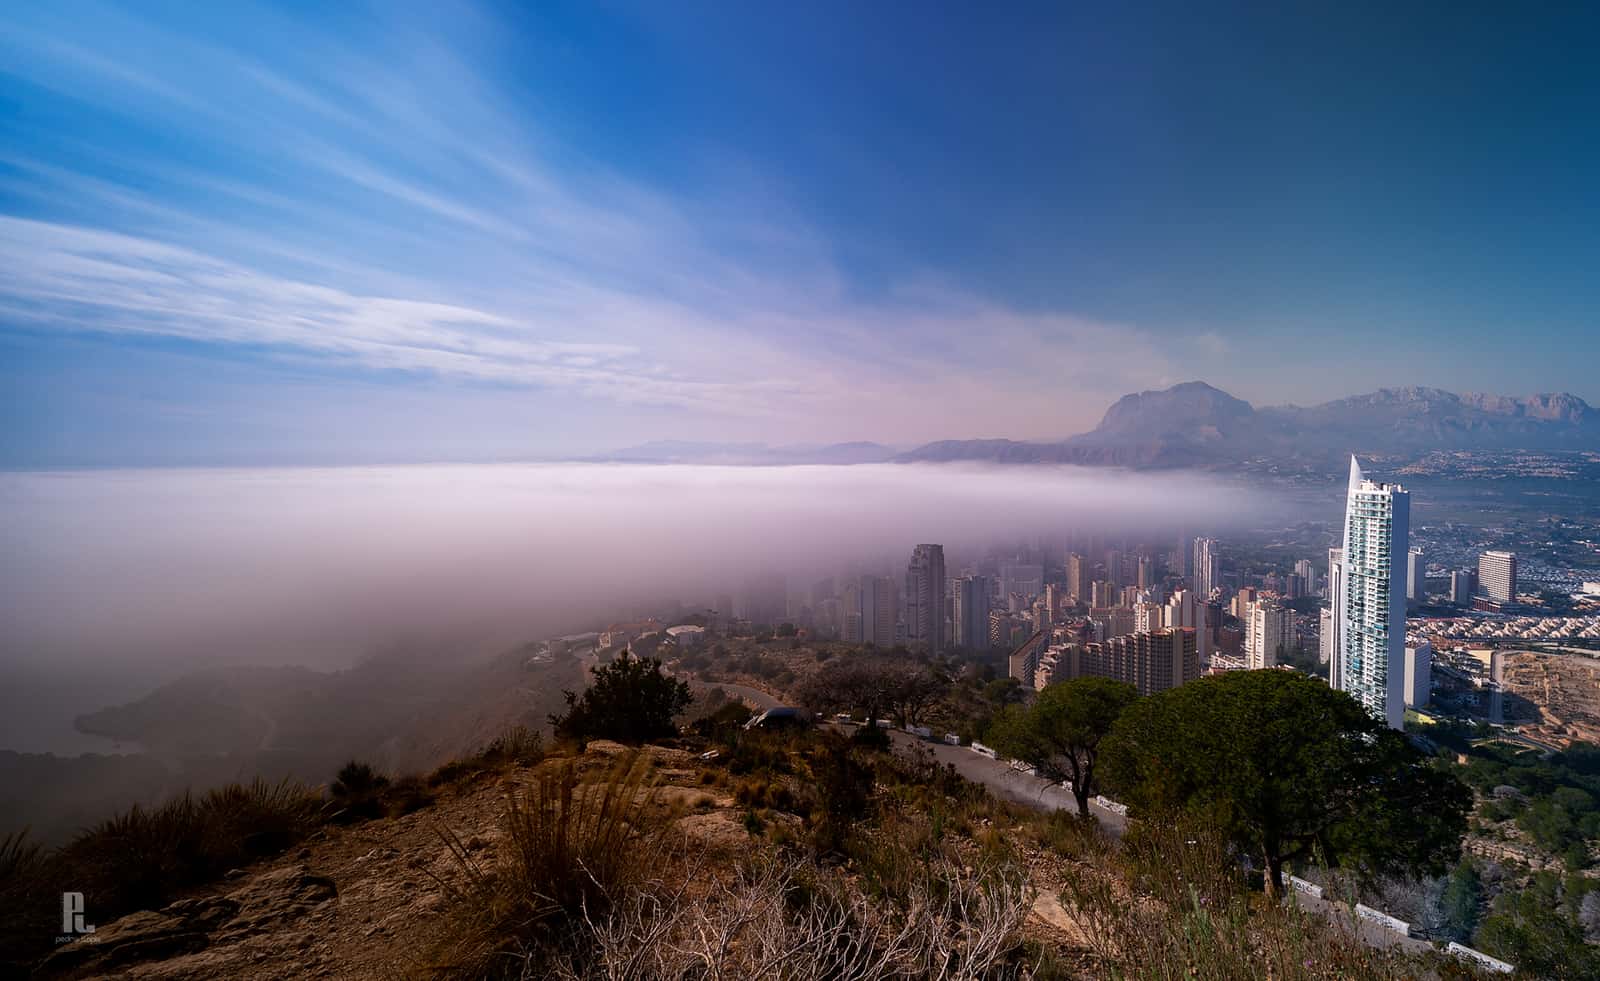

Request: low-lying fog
left=0, top=462, right=1280, bottom=750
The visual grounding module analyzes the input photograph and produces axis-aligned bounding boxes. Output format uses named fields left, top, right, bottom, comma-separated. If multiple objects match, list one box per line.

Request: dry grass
left=1056, top=816, right=1444, bottom=981
left=431, top=750, right=666, bottom=976
left=0, top=778, right=323, bottom=972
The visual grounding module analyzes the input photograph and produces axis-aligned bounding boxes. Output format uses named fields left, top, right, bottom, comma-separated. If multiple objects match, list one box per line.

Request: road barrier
left=1286, top=875, right=1323, bottom=899
left=905, top=724, right=933, bottom=739
left=1354, top=904, right=1410, bottom=937
left=1445, top=942, right=1514, bottom=974
left=969, top=741, right=998, bottom=759
left=943, top=732, right=961, bottom=745
left=1092, top=795, right=1129, bottom=816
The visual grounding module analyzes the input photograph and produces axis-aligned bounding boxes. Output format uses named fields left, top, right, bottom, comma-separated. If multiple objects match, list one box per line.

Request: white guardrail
left=1446, top=942, right=1514, bottom=974
left=1354, top=904, right=1410, bottom=937
left=905, top=724, right=933, bottom=739
left=1286, top=875, right=1323, bottom=899
left=1092, top=794, right=1129, bottom=816
left=969, top=740, right=998, bottom=759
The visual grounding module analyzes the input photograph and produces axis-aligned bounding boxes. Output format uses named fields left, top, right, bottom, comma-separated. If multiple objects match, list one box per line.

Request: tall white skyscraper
left=1337, top=457, right=1409, bottom=730
left=1192, top=537, right=1220, bottom=600
left=906, top=544, right=947, bottom=654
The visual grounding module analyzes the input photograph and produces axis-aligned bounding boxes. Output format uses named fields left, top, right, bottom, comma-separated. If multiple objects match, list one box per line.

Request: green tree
left=551, top=649, right=692, bottom=743
left=988, top=677, right=1138, bottom=818
left=1101, top=670, right=1470, bottom=897
left=1437, top=858, right=1482, bottom=942
left=1476, top=872, right=1600, bottom=979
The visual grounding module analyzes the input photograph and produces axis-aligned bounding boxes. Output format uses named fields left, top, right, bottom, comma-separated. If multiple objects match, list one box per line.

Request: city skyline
left=5, top=3, right=1600, bottom=467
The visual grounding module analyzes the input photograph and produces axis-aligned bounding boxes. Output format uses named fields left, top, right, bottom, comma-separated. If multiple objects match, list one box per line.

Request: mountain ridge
left=896, top=382, right=1598, bottom=468
left=597, top=383, right=1597, bottom=470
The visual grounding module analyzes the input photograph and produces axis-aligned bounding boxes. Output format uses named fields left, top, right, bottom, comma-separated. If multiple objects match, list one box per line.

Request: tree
left=798, top=656, right=941, bottom=727
left=1475, top=872, right=1600, bottom=979
left=551, top=649, right=692, bottom=743
left=1100, top=670, right=1471, bottom=898
left=988, top=677, right=1137, bottom=818
left=1437, top=858, right=1482, bottom=942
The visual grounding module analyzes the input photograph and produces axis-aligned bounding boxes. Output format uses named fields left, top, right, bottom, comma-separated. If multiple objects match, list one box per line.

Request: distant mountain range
left=599, top=382, right=1598, bottom=470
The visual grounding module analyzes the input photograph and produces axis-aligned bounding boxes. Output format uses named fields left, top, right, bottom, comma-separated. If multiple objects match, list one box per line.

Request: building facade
left=1336, top=457, right=1409, bottom=730
left=1478, top=551, right=1517, bottom=604
left=1193, top=537, right=1220, bottom=600
left=905, top=544, right=947, bottom=654
left=954, top=574, right=992, bottom=651
left=1045, top=628, right=1199, bottom=696
left=1245, top=598, right=1290, bottom=670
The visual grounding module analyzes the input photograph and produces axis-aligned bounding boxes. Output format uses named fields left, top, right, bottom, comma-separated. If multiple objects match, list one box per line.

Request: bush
left=479, top=725, right=545, bottom=766
left=330, top=760, right=389, bottom=822
left=552, top=650, right=693, bottom=744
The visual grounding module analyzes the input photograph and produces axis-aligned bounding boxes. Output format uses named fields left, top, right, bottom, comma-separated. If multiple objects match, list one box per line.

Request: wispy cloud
left=0, top=1, right=1179, bottom=442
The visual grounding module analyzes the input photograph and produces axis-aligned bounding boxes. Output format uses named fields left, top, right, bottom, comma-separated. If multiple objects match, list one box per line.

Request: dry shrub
left=1061, top=815, right=1432, bottom=981
left=551, top=853, right=1032, bottom=980
left=0, top=778, right=322, bottom=971
left=433, top=751, right=665, bottom=976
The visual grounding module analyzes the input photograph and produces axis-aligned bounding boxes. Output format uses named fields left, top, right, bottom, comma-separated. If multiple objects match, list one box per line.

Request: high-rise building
left=1008, top=629, right=1048, bottom=688
left=859, top=575, right=896, bottom=647
left=1087, top=606, right=1134, bottom=640
left=1134, top=601, right=1163, bottom=634
left=1326, top=547, right=1345, bottom=687
left=1406, top=548, right=1425, bottom=603
left=1044, top=583, right=1065, bottom=622
left=906, top=544, right=947, bottom=653
left=1047, top=628, right=1199, bottom=696
left=1245, top=599, right=1290, bottom=670
left=1090, top=580, right=1113, bottom=609
left=1336, top=457, right=1409, bottom=730
left=1478, top=551, right=1517, bottom=604
left=1404, top=641, right=1432, bottom=709
left=1066, top=553, right=1092, bottom=604
left=1193, top=538, right=1220, bottom=600
left=1294, top=559, right=1314, bottom=582
left=1450, top=569, right=1477, bottom=606
left=1318, top=607, right=1334, bottom=665
left=954, top=575, right=992, bottom=651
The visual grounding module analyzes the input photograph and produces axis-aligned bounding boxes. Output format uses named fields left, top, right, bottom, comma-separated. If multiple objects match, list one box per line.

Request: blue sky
left=2, top=1, right=1598, bottom=466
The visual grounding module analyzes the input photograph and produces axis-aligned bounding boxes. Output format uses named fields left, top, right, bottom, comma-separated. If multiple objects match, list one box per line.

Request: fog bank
left=0, top=463, right=1279, bottom=673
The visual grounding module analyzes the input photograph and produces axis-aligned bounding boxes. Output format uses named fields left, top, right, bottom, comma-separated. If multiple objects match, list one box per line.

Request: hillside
left=3, top=730, right=1454, bottom=980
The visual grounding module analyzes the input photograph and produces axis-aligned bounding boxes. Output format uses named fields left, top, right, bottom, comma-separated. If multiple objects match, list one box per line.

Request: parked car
left=743, top=706, right=812, bottom=731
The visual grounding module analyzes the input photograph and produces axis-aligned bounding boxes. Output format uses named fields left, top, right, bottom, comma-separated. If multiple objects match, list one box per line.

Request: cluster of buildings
left=676, top=455, right=1574, bottom=737
left=1409, top=614, right=1600, bottom=642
